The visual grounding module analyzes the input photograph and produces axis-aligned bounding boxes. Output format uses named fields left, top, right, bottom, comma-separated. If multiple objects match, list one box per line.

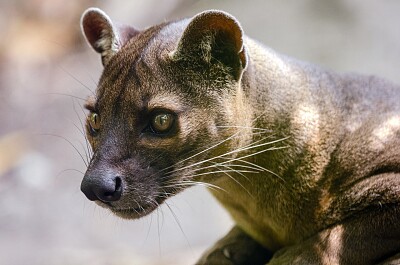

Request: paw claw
left=223, top=248, right=232, bottom=259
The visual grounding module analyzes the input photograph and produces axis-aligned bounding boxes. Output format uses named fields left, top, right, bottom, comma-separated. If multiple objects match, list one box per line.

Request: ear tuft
left=172, top=10, right=248, bottom=80
left=81, top=8, right=138, bottom=66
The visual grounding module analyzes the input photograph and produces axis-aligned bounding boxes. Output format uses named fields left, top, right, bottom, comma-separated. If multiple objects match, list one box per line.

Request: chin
left=95, top=197, right=165, bottom=219
left=110, top=205, right=158, bottom=219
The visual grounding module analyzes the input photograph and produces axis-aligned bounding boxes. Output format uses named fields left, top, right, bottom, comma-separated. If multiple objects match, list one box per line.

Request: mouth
left=95, top=196, right=166, bottom=219
left=111, top=206, right=155, bottom=219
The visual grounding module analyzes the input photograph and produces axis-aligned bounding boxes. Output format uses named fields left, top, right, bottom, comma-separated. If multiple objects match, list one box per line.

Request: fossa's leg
left=377, top=253, right=400, bottom=265
left=197, top=202, right=400, bottom=264
left=196, top=225, right=272, bottom=265
left=268, top=205, right=400, bottom=265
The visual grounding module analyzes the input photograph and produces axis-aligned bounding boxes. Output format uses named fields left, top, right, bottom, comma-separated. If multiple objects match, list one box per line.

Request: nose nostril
left=98, top=176, right=123, bottom=202
left=115, top=177, right=122, bottom=191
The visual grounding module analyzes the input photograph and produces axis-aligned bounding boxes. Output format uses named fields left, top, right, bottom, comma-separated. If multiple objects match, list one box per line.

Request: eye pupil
left=88, top=113, right=100, bottom=134
left=152, top=113, right=174, bottom=133
left=158, top=115, right=167, bottom=125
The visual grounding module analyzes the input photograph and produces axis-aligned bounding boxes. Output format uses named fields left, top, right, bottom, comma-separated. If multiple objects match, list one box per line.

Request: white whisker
left=155, top=131, right=242, bottom=176
left=164, top=201, right=193, bottom=253
left=218, top=156, right=268, bottom=172
left=188, top=169, right=259, bottom=178
left=164, top=180, right=226, bottom=193
left=213, top=165, right=254, bottom=198
left=167, top=136, right=289, bottom=177
left=216, top=125, right=272, bottom=132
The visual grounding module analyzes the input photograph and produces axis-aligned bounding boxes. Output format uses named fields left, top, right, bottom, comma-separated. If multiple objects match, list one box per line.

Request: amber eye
left=150, top=113, right=174, bottom=134
left=88, top=112, right=100, bottom=134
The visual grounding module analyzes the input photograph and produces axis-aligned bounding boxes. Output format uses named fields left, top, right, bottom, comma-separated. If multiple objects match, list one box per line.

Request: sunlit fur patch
left=371, top=115, right=400, bottom=150
left=292, top=103, right=320, bottom=146
left=220, top=86, right=254, bottom=152
left=318, top=225, right=344, bottom=264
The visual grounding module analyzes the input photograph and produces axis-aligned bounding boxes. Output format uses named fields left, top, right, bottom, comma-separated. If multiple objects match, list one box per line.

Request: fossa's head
left=80, top=8, right=250, bottom=219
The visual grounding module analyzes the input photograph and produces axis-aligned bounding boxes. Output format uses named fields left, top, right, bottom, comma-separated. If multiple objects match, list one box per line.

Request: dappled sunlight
left=320, top=225, right=344, bottom=264
left=371, top=115, right=400, bottom=150
left=293, top=103, right=320, bottom=146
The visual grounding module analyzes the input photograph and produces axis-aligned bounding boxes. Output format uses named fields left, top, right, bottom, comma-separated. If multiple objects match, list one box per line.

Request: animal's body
left=79, top=8, right=400, bottom=264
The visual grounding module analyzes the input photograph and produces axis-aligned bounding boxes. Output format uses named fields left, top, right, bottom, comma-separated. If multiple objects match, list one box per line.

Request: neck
left=241, top=38, right=344, bottom=179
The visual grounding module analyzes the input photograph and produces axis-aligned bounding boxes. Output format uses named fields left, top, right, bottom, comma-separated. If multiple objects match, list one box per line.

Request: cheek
left=179, top=110, right=219, bottom=140
left=86, top=135, right=99, bottom=151
left=85, top=126, right=105, bottom=153
left=177, top=110, right=230, bottom=162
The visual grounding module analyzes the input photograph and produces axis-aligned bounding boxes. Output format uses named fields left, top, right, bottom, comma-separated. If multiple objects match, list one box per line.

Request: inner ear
left=81, top=8, right=139, bottom=66
left=212, top=29, right=247, bottom=75
left=172, top=10, right=247, bottom=79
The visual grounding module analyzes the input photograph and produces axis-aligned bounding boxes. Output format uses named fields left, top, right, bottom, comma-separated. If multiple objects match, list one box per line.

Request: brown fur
left=80, top=8, right=400, bottom=264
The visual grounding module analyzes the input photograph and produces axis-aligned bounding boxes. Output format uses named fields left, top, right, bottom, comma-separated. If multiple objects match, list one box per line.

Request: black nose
left=81, top=173, right=123, bottom=202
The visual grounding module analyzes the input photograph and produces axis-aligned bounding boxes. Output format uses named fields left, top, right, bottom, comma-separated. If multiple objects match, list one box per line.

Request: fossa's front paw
left=196, top=226, right=272, bottom=265
left=196, top=246, right=236, bottom=265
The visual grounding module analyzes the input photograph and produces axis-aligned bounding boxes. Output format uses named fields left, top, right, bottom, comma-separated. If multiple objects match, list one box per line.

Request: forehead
left=91, top=20, right=217, bottom=117
left=95, top=62, right=186, bottom=120
left=94, top=25, right=180, bottom=113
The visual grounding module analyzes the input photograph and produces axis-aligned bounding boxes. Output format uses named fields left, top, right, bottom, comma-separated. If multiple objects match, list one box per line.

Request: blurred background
left=1, top=0, right=399, bottom=264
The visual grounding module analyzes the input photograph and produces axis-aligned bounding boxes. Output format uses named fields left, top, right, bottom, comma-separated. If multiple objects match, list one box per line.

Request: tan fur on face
left=220, top=85, right=254, bottom=152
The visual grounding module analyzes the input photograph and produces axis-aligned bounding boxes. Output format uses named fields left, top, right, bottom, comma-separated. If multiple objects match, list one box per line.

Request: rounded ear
left=171, top=10, right=248, bottom=80
left=81, top=8, right=139, bottom=66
